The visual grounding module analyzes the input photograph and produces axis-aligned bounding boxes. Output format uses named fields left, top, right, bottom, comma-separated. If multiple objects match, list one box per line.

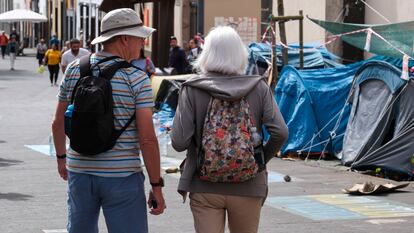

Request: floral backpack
left=199, top=97, right=259, bottom=183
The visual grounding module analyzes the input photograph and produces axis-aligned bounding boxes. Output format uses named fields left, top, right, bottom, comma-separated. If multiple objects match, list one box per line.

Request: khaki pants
left=190, top=192, right=262, bottom=233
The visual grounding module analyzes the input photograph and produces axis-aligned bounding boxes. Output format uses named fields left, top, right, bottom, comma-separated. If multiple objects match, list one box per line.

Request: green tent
left=310, top=18, right=414, bottom=58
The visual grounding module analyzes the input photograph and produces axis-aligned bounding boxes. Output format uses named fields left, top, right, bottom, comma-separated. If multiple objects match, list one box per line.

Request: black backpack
left=66, top=55, right=135, bottom=156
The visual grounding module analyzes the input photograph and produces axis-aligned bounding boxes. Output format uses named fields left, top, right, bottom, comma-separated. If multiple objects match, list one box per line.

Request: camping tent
left=275, top=57, right=412, bottom=157
left=342, top=61, right=414, bottom=178
left=275, top=62, right=359, bottom=156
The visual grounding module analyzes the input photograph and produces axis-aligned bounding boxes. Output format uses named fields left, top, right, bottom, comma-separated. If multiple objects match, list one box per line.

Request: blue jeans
left=67, top=171, right=148, bottom=233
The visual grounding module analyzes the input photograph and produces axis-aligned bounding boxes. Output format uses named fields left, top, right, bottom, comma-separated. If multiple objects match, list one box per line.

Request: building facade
left=0, top=0, right=14, bottom=34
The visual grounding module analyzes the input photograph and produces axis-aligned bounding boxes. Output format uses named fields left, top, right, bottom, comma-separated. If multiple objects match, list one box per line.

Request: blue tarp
left=247, top=42, right=343, bottom=75
left=275, top=56, right=411, bottom=156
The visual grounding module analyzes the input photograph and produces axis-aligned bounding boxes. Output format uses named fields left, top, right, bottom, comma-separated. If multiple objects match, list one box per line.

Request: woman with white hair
left=171, top=26, right=288, bottom=233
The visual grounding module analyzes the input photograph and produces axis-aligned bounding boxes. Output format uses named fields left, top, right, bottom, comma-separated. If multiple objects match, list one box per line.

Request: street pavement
left=0, top=54, right=413, bottom=233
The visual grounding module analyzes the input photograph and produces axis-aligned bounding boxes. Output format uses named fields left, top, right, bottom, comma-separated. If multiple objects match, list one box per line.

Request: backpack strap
left=79, top=54, right=92, bottom=78
left=72, top=55, right=124, bottom=103
left=113, top=111, right=136, bottom=139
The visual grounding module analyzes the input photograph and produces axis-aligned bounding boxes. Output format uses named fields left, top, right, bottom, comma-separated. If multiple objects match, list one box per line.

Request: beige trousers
left=189, top=192, right=263, bottom=233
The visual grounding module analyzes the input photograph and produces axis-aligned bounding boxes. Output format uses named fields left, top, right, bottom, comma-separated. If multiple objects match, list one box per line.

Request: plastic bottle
left=250, top=127, right=262, bottom=147
left=65, top=104, right=74, bottom=117
left=49, top=133, right=56, bottom=156
left=152, top=113, right=160, bottom=136
left=64, top=104, right=74, bottom=136
left=158, top=127, right=169, bottom=157
left=251, top=126, right=265, bottom=168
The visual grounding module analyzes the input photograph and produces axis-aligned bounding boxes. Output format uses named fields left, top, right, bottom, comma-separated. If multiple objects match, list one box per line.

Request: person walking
left=61, top=38, right=90, bottom=73
left=36, top=38, right=48, bottom=66
left=168, top=36, right=187, bottom=74
left=6, top=36, right=18, bottom=70
left=171, top=26, right=288, bottom=233
left=44, top=44, right=62, bottom=86
left=51, top=8, right=165, bottom=233
left=0, top=31, right=8, bottom=59
left=132, top=48, right=156, bottom=78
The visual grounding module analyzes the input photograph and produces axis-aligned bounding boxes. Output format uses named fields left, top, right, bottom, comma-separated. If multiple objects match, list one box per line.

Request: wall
left=365, top=0, right=414, bottom=24
left=272, top=0, right=326, bottom=44
left=204, top=0, right=261, bottom=44
left=325, top=0, right=343, bottom=57
left=174, top=0, right=183, bottom=46
left=0, top=0, right=14, bottom=34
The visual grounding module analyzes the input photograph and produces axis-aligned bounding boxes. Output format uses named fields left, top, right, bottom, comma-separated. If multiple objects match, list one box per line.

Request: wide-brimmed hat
left=91, top=8, right=156, bottom=45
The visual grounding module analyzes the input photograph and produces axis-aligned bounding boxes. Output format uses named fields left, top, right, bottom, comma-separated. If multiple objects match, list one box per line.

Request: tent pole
left=277, top=0, right=288, bottom=65
left=270, top=17, right=278, bottom=91
left=299, top=10, right=304, bottom=69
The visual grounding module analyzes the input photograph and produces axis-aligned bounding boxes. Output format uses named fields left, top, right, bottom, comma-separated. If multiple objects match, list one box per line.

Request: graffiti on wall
left=214, top=17, right=258, bottom=44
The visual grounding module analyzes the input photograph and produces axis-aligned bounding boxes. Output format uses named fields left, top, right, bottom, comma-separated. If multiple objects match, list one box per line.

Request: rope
left=304, top=133, right=316, bottom=162
left=301, top=133, right=345, bottom=152
left=359, top=0, right=392, bottom=23
left=334, top=7, right=345, bottom=22
left=300, top=109, right=344, bottom=151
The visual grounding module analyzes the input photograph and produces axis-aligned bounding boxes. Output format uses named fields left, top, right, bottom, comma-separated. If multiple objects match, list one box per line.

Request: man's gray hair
left=194, top=26, right=248, bottom=75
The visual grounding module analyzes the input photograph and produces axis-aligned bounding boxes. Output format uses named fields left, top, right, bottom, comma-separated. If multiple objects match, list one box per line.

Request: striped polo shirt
left=58, top=51, right=154, bottom=177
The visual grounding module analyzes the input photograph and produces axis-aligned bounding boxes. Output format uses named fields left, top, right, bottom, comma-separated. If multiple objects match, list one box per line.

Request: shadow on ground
left=0, top=192, right=33, bottom=201
left=0, top=157, right=23, bottom=167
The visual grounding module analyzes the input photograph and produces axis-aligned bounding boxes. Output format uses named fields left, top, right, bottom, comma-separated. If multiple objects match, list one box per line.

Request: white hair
left=194, top=26, right=248, bottom=75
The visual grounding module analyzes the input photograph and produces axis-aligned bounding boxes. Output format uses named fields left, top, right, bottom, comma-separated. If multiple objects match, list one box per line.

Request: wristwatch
left=56, top=154, right=66, bottom=159
left=150, top=177, right=164, bottom=187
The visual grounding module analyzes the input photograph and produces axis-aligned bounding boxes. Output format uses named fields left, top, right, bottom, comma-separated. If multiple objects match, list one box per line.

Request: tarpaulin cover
left=275, top=57, right=412, bottom=156
left=154, top=79, right=186, bottom=111
left=310, top=18, right=414, bottom=58
left=342, top=61, right=414, bottom=177
left=247, top=42, right=343, bottom=75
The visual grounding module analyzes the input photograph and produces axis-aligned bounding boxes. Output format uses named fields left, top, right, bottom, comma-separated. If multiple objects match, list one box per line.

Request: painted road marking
left=26, top=145, right=297, bottom=183
left=25, top=145, right=53, bottom=156
left=266, top=194, right=414, bottom=220
left=43, top=230, right=67, bottom=233
left=366, top=219, right=407, bottom=225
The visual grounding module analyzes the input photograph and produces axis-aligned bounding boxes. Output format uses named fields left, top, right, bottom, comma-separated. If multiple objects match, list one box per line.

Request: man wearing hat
left=51, top=8, right=165, bottom=233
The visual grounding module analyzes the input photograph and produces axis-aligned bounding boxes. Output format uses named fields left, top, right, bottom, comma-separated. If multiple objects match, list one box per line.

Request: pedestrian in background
left=44, top=44, right=62, bottom=86
left=0, top=31, right=8, bottom=59
left=171, top=26, right=288, bottom=233
left=50, top=34, right=60, bottom=48
left=61, top=41, right=70, bottom=54
left=6, top=36, right=18, bottom=70
left=186, top=38, right=202, bottom=73
left=51, top=8, right=165, bottom=233
left=10, top=28, right=20, bottom=44
left=61, top=38, right=90, bottom=73
left=168, top=36, right=187, bottom=74
left=194, top=32, right=204, bottom=48
left=36, top=38, right=47, bottom=66
left=132, top=48, right=155, bottom=78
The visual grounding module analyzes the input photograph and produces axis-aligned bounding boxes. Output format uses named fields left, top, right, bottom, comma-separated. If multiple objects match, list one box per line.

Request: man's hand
left=148, top=187, right=166, bottom=215
left=57, top=158, right=67, bottom=181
